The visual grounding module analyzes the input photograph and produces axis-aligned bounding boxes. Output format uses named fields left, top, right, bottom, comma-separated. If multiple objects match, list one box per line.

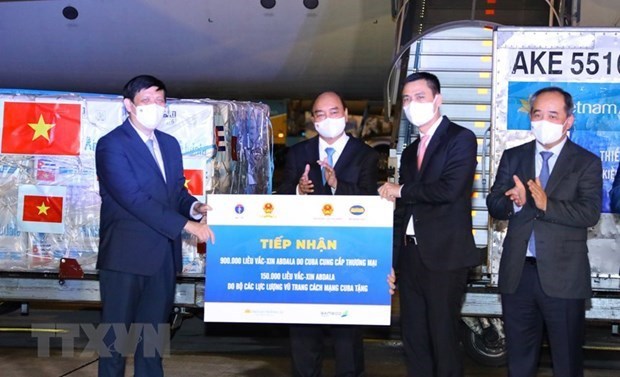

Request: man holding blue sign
left=278, top=91, right=378, bottom=377
left=487, top=87, right=602, bottom=377
left=96, top=75, right=215, bottom=377
left=379, top=72, right=479, bottom=377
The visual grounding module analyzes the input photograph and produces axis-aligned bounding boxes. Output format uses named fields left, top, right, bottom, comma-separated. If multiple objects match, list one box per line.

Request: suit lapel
left=333, top=138, right=356, bottom=176
left=123, top=122, right=158, bottom=169
left=155, top=132, right=175, bottom=191
left=523, top=141, right=536, bottom=180
left=305, top=137, right=323, bottom=191
left=418, top=117, right=449, bottom=174
left=122, top=122, right=166, bottom=184
left=409, top=138, right=422, bottom=182
left=545, top=139, right=576, bottom=194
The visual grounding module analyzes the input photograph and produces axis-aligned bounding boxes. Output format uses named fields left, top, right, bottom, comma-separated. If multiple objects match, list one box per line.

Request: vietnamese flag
left=18, top=184, right=66, bottom=234
left=182, top=157, right=206, bottom=202
left=1, top=102, right=81, bottom=155
left=22, top=195, right=64, bottom=223
left=184, top=169, right=204, bottom=196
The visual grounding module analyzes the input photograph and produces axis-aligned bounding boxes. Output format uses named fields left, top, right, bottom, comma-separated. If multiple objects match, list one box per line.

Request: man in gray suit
left=486, top=87, right=602, bottom=377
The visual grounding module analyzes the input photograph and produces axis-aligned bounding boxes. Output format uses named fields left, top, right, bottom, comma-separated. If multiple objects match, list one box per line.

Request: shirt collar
left=420, top=115, right=444, bottom=140
left=535, top=135, right=567, bottom=156
left=129, top=119, right=155, bottom=143
left=319, top=133, right=349, bottom=154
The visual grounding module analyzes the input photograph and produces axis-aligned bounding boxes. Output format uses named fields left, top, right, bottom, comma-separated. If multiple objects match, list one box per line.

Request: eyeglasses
left=313, top=109, right=343, bottom=122
left=136, top=97, right=166, bottom=106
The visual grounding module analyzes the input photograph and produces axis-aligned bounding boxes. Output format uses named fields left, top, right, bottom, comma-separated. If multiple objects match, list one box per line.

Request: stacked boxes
left=0, top=91, right=272, bottom=275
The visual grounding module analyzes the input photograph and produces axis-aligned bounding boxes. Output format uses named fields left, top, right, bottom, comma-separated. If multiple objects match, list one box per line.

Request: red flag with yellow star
left=22, top=195, right=64, bottom=223
left=18, top=184, right=66, bottom=234
left=183, top=157, right=207, bottom=201
left=184, top=169, right=204, bottom=196
left=1, top=102, right=81, bottom=155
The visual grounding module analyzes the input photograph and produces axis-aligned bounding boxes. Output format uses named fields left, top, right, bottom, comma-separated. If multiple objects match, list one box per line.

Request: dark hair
left=403, top=72, right=441, bottom=96
left=122, top=75, right=167, bottom=101
left=529, top=86, right=574, bottom=116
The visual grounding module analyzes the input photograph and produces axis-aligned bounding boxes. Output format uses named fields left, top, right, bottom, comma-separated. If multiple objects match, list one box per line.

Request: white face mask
left=530, top=120, right=566, bottom=145
left=404, top=96, right=437, bottom=127
left=314, top=117, right=346, bottom=139
left=135, top=103, right=165, bottom=130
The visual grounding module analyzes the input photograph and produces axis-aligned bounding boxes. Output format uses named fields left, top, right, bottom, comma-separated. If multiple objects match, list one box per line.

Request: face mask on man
left=314, top=116, right=346, bottom=139
left=404, top=96, right=437, bottom=127
left=530, top=120, right=566, bottom=145
left=135, top=103, right=165, bottom=130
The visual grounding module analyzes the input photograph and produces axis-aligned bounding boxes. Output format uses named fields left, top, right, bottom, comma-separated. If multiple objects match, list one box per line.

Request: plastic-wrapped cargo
left=0, top=90, right=272, bottom=274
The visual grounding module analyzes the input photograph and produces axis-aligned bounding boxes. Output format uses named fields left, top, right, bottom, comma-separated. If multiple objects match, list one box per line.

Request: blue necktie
left=323, top=147, right=335, bottom=185
left=146, top=138, right=157, bottom=161
left=528, top=151, right=553, bottom=257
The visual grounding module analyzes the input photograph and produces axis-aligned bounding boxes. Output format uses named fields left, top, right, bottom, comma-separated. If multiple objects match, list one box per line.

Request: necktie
left=417, top=134, right=429, bottom=170
left=146, top=138, right=157, bottom=161
left=528, top=151, right=553, bottom=258
left=539, top=151, right=553, bottom=189
left=146, top=138, right=165, bottom=180
left=323, top=147, right=335, bottom=185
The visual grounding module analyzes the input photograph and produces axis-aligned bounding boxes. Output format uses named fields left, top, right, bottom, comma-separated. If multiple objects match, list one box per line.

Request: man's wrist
left=190, top=202, right=203, bottom=220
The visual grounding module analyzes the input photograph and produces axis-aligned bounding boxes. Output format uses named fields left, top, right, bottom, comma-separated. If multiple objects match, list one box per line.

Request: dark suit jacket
left=486, top=139, right=602, bottom=299
left=95, top=120, right=197, bottom=275
left=611, top=161, right=620, bottom=213
left=277, top=135, right=378, bottom=196
left=394, top=116, right=479, bottom=271
left=277, top=135, right=376, bottom=376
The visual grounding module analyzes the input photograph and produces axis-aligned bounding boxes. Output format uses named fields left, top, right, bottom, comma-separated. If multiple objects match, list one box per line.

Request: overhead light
left=303, top=0, right=318, bottom=10
left=260, top=0, right=276, bottom=9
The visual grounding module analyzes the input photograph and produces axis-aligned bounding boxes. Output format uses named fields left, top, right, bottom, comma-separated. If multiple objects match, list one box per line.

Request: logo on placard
left=243, top=308, right=283, bottom=317
left=320, top=310, right=349, bottom=318
left=234, top=204, right=244, bottom=214
left=322, top=204, right=334, bottom=216
left=263, top=202, right=274, bottom=215
left=349, top=205, right=365, bottom=216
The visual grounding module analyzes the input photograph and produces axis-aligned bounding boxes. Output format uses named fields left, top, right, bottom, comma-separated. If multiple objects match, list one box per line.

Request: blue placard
left=203, top=194, right=393, bottom=325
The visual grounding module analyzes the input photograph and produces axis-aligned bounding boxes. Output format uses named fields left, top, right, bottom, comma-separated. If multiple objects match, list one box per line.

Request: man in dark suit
left=486, top=87, right=602, bottom=377
left=378, top=72, right=479, bottom=377
left=95, top=75, right=214, bottom=377
left=611, top=161, right=620, bottom=213
left=278, top=91, right=378, bottom=377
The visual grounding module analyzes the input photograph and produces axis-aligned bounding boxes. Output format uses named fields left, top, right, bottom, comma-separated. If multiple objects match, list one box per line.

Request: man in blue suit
left=95, top=75, right=214, bottom=377
left=378, top=72, right=479, bottom=377
left=278, top=91, right=379, bottom=377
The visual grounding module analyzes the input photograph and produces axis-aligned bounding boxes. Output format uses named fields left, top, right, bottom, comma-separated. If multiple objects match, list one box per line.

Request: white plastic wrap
left=0, top=91, right=272, bottom=274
